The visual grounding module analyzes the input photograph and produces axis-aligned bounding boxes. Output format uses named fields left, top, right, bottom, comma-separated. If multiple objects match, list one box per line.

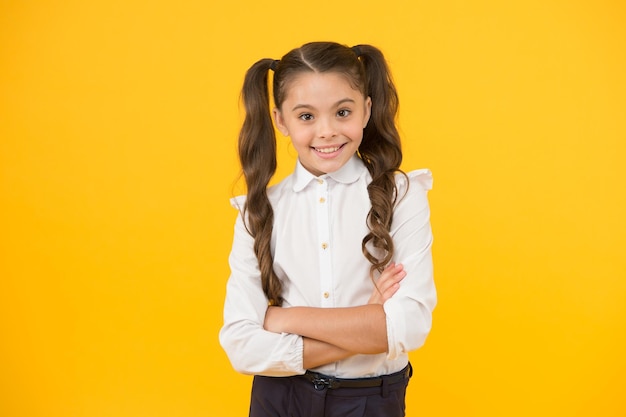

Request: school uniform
left=220, top=155, right=436, bottom=416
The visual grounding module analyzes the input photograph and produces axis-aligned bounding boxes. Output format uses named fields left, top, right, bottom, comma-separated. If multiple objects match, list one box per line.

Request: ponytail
left=237, top=42, right=404, bottom=303
left=354, top=45, right=404, bottom=276
left=238, top=58, right=283, bottom=306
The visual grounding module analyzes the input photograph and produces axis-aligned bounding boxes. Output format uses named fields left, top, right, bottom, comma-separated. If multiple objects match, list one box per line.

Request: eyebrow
left=291, top=98, right=356, bottom=112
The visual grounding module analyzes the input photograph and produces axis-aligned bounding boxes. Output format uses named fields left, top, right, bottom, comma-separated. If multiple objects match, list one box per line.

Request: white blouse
left=219, top=155, right=436, bottom=378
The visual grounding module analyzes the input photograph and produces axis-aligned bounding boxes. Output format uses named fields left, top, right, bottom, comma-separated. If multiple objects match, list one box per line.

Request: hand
left=368, top=263, right=406, bottom=305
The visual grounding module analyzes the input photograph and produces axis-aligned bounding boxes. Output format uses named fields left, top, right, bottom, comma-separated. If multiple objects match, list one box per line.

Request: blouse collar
left=292, top=155, right=366, bottom=192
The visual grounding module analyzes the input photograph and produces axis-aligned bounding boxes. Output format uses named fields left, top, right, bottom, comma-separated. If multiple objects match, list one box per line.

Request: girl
left=219, top=42, right=436, bottom=417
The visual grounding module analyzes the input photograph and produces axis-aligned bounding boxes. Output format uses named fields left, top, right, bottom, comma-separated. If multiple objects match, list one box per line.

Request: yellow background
left=1, top=1, right=625, bottom=416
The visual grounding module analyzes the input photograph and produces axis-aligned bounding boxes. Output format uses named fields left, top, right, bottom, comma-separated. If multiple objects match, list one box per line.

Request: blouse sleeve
left=383, top=169, right=437, bottom=359
left=218, top=197, right=304, bottom=376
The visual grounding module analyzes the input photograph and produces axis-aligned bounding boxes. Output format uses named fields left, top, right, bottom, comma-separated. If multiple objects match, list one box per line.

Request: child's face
left=273, top=72, right=371, bottom=177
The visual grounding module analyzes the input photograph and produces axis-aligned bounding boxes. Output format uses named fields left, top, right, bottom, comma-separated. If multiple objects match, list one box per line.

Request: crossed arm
left=263, top=263, right=406, bottom=369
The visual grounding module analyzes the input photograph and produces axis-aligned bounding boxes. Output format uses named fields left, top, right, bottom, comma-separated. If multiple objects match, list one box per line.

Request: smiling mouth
left=313, top=144, right=344, bottom=154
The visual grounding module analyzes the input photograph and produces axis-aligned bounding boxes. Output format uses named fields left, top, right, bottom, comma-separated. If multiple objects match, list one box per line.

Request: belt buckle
left=311, top=376, right=338, bottom=391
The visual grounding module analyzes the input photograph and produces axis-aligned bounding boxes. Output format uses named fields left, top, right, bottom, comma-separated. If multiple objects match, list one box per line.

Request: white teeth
left=315, top=146, right=340, bottom=153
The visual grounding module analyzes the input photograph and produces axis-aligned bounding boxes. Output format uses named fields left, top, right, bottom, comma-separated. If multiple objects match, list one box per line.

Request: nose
left=317, top=116, right=337, bottom=139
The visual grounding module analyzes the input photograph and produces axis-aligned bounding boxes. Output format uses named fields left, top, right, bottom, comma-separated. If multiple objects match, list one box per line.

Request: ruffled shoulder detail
left=230, top=194, right=247, bottom=210
left=395, top=168, right=433, bottom=193
left=407, top=169, right=433, bottom=190
left=230, top=173, right=294, bottom=210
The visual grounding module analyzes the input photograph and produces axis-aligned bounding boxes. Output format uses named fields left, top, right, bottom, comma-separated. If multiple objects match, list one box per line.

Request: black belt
left=301, top=363, right=412, bottom=391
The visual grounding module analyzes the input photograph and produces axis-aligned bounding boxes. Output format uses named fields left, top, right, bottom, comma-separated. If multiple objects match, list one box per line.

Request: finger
left=377, top=267, right=406, bottom=295
left=369, top=264, right=406, bottom=304
left=378, top=270, right=406, bottom=294
left=381, top=282, right=401, bottom=299
left=378, top=265, right=405, bottom=287
left=378, top=265, right=399, bottom=284
left=375, top=269, right=404, bottom=290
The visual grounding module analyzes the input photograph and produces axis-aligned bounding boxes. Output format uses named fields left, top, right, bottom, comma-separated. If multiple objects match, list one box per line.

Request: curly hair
left=238, top=42, right=403, bottom=306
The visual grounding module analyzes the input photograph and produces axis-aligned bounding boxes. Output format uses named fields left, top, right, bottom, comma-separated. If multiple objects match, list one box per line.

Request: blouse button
left=323, top=292, right=330, bottom=299
left=317, top=179, right=324, bottom=184
left=321, top=242, right=328, bottom=250
left=319, top=197, right=326, bottom=203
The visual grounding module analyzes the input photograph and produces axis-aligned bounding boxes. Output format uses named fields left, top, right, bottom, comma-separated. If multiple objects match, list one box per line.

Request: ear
left=363, top=96, right=372, bottom=128
left=272, top=107, right=289, bottom=136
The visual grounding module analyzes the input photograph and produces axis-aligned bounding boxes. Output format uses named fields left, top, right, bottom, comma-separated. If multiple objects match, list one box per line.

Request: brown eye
left=299, top=113, right=314, bottom=121
left=337, top=109, right=351, bottom=118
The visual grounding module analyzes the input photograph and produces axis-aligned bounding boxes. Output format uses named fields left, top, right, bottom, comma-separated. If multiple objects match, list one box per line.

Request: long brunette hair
left=238, top=42, right=403, bottom=306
